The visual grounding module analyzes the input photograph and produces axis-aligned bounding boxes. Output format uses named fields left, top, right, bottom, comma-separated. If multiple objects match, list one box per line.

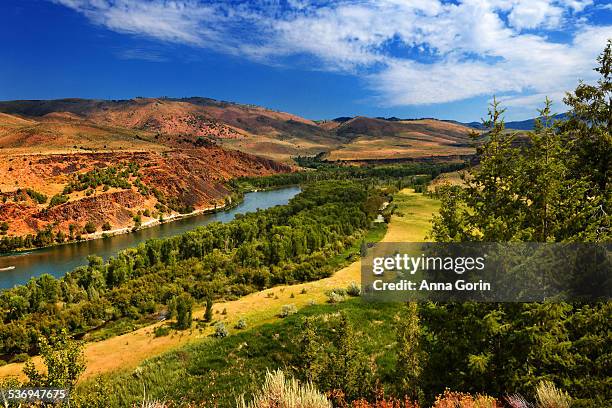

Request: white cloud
left=51, top=0, right=611, bottom=110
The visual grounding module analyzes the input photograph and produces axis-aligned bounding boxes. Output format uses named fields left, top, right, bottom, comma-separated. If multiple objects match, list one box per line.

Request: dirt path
left=0, top=189, right=438, bottom=381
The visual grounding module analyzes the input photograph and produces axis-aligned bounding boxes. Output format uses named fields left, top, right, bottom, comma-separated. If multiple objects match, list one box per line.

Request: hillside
left=0, top=148, right=289, bottom=240
left=0, top=98, right=339, bottom=161
left=0, top=110, right=161, bottom=155
left=327, top=117, right=475, bottom=161
left=0, top=97, right=477, bottom=162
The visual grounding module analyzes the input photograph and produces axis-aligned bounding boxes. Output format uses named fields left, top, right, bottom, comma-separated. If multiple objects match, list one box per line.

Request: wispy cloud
left=51, top=0, right=612, bottom=110
left=115, top=48, right=167, bottom=62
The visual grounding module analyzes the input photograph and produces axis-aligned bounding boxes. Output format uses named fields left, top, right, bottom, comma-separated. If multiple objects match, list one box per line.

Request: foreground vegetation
left=64, top=297, right=607, bottom=407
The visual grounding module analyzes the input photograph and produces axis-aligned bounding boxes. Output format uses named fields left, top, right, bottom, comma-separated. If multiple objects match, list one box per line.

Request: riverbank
left=0, top=194, right=243, bottom=258
left=0, top=187, right=300, bottom=289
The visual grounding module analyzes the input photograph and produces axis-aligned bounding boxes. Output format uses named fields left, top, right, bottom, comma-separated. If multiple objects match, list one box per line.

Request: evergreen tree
left=395, top=302, right=425, bottom=402
left=174, top=293, right=193, bottom=330
left=204, top=297, right=214, bottom=322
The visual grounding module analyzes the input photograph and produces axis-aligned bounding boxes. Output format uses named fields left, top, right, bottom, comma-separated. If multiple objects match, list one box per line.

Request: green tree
left=562, top=39, right=612, bottom=193
left=395, top=302, right=425, bottom=402
left=174, top=293, right=194, bottom=330
left=204, top=297, right=213, bottom=322
left=83, top=221, right=97, bottom=234
left=431, top=95, right=606, bottom=243
left=23, top=329, right=85, bottom=389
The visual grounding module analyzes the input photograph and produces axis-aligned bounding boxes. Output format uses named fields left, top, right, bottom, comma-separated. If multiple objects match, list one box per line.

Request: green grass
left=76, top=299, right=403, bottom=407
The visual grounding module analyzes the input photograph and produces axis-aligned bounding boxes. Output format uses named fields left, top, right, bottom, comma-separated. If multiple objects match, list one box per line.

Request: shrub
left=25, top=188, right=47, bottom=204
left=237, top=369, right=331, bottom=408
left=102, top=221, right=112, bottom=231
left=84, top=221, right=97, bottom=234
left=346, top=281, right=361, bottom=297
left=505, top=394, right=531, bottom=408
left=48, top=194, right=69, bottom=207
left=235, top=318, right=247, bottom=330
left=214, top=322, right=228, bottom=338
left=350, top=398, right=420, bottom=407
left=536, top=381, right=571, bottom=408
left=280, top=304, right=298, bottom=318
left=326, top=289, right=345, bottom=304
left=153, top=326, right=171, bottom=338
left=133, top=214, right=142, bottom=228
left=432, top=391, right=501, bottom=408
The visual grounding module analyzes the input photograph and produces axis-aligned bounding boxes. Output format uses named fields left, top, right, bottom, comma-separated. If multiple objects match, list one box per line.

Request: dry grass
left=535, top=381, right=571, bottom=408
left=237, top=369, right=332, bottom=408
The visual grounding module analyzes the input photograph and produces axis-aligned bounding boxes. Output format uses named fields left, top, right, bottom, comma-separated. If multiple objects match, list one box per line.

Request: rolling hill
left=0, top=97, right=477, bottom=162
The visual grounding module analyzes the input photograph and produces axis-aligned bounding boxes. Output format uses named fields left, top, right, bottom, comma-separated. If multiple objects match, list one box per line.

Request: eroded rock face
left=37, top=190, right=145, bottom=225
left=0, top=147, right=292, bottom=237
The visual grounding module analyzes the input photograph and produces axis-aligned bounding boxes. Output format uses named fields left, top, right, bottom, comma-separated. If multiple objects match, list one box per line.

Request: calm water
left=0, top=187, right=300, bottom=289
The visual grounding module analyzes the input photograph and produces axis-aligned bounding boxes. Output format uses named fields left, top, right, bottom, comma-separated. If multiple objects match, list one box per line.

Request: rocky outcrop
left=37, top=190, right=145, bottom=227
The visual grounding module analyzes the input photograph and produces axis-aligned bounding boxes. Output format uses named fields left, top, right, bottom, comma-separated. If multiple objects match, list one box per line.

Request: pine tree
left=395, top=302, right=425, bottom=402
left=204, top=297, right=213, bottom=322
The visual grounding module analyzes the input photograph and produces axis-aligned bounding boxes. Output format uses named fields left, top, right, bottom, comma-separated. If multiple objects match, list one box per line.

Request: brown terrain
left=0, top=97, right=476, bottom=243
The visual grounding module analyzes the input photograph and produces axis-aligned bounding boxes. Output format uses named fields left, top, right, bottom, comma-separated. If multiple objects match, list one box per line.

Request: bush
left=326, top=289, right=345, bottom=304
left=432, top=390, right=500, bottom=408
left=48, top=194, right=69, bottom=207
left=235, top=318, right=248, bottom=330
left=237, top=369, right=331, bottom=408
left=346, top=281, right=361, bottom=297
left=153, top=326, right=171, bottom=338
left=84, top=221, right=97, bottom=234
left=102, top=221, right=112, bottom=231
left=280, top=304, right=298, bottom=318
left=25, top=188, right=47, bottom=204
left=213, top=322, right=228, bottom=338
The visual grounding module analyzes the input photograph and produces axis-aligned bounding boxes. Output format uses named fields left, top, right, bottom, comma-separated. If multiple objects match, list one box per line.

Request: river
left=0, top=186, right=300, bottom=289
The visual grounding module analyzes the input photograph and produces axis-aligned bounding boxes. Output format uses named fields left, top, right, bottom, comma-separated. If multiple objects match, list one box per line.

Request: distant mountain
left=502, top=113, right=568, bottom=130
left=447, top=113, right=569, bottom=131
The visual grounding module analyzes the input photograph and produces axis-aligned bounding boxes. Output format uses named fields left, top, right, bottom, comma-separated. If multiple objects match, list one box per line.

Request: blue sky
left=1, top=0, right=611, bottom=121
